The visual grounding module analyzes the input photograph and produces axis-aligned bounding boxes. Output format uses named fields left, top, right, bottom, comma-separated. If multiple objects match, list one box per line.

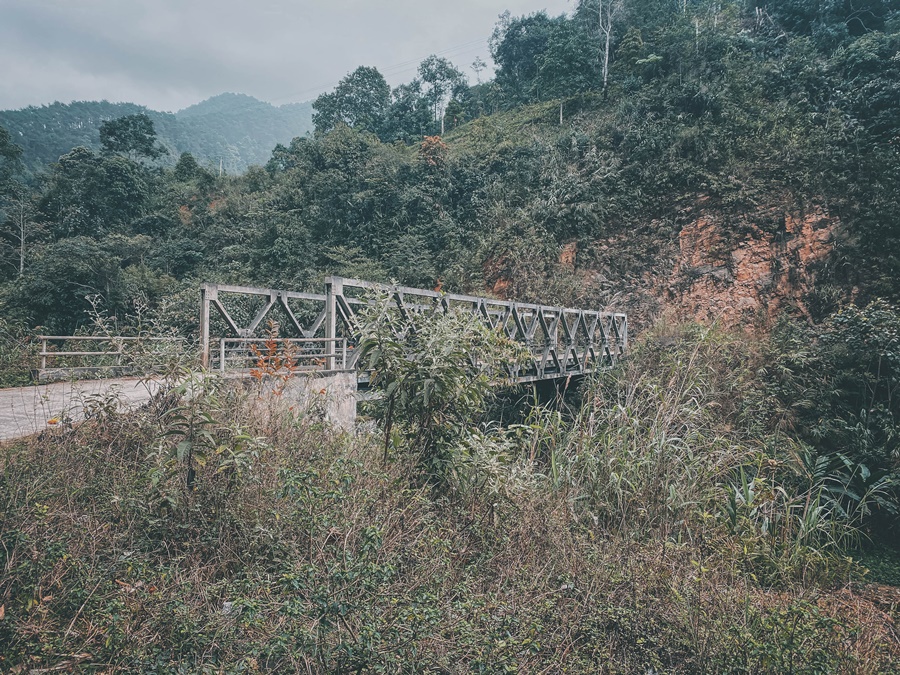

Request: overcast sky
left=1, top=0, right=574, bottom=112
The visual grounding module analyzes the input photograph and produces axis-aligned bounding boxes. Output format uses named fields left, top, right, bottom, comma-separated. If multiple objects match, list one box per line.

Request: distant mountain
left=0, top=94, right=314, bottom=174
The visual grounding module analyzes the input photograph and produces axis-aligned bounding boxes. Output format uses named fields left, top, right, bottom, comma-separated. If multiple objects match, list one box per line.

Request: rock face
left=668, top=204, right=835, bottom=326
left=482, top=200, right=837, bottom=332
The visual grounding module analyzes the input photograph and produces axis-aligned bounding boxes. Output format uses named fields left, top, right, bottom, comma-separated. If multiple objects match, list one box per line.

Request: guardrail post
left=200, top=284, right=214, bottom=369
left=324, top=276, right=343, bottom=371
left=41, top=336, right=47, bottom=372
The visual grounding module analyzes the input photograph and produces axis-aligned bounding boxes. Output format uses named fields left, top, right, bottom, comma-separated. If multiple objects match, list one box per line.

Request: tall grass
left=509, top=323, right=889, bottom=586
left=1, top=323, right=898, bottom=672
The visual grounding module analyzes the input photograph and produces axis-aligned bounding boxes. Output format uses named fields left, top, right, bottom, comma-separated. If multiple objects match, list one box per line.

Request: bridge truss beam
left=200, top=278, right=627, bottom=384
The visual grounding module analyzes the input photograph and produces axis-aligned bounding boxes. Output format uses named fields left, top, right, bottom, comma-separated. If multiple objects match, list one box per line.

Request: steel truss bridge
left=200, top=277, right=627, bottom=385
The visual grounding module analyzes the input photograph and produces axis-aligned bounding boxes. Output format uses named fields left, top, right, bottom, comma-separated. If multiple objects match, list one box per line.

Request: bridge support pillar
left=275, top=371, right=358, bottom=432
left=200, top=284, right=215, bottom=369
left=324, top=277, right=343, bottom=372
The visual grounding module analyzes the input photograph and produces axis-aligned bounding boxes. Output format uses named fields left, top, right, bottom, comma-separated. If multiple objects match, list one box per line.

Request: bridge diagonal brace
left=245, top=293, right=278, bottom=336
left=278, top=294, right=307, bottom=336
left=596, top=317, right=609, bottom=352
left=336, top=295, right=358, bottom=334
left=305, top=307, right=327, bottom=339
left=501, top=306, right=515, bottom=339
left=478, top=301, right=497, bottom=330
left=211, top=299, right=242, bottom=336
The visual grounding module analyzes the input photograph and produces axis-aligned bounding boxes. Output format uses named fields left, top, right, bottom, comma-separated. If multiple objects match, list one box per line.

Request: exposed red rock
left=668, top=204, right=834, bottom=326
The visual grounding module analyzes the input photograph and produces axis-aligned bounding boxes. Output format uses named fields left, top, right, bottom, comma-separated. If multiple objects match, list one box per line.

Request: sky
left=1, top=0, right=574, bottom=112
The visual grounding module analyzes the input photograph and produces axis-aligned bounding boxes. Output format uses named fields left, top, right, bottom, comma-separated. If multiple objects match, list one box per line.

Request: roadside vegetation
left=1, top=1, right=900, bottom=670
left=1, top=310, right=898, bottom=672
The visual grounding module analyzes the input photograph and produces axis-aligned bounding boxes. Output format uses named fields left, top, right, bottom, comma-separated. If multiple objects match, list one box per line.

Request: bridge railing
left=201, top=277, right=627, bottom=384
left=37, top=335, right=187, bottom=381
left=215, top=337, right=349, bottom=373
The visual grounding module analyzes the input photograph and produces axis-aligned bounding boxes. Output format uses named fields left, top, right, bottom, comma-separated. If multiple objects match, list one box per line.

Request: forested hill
left=0, top=93, right=313, bottom=174
left=3, top=2, right=900, bottom=668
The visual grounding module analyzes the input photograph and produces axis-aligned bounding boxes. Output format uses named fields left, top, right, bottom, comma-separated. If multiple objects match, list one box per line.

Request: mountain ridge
left=0, top=94, right=314, bottom=174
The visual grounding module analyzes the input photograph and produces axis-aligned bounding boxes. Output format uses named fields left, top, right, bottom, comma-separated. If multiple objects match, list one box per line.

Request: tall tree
left=534, top=20, right=601, bottom=100
left=0, top=126, right=32, bottom=277
left=40, top=147, right=149, bottom=238
left=490, top=11, right=567, bottom=104
left=381, top=80, right=433, bottom=143
left=417, top=56, right=467, bottom=134
left=1, top=184, right=39, bottom=277
left=0, top=125, right=23, bottom=198
left=312, top=66, right=391, bottom=135
left=99, top=113, right=166, bottom=161
left=577, top=0, right=625, bottom=89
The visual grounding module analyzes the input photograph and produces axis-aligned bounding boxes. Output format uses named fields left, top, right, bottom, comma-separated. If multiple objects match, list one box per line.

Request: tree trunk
left=603, top=17, right=611, bottom=89
left=18, top=200, right=24, bottom=276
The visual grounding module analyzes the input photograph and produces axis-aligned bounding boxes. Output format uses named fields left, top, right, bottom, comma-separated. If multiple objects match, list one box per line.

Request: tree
left=0, top=183, right=39, bottom=277
left=417, top=56, right=468, bottom=134
left=0, top=125, right=23, bottom=185
left=577, top=0, right=626, bottom=90
left=312, top=66, right=391, bottom=135
left=381, top=80, right=433, bottom=143
left=357, top=296, right=524, bottom=479
left=8, top=236, right=134, bottom=331
left=40, top=147, right=149, bottom=238
left=173, top=151, right=213, bottom=187
left=491, top=11, right=568, bottom=104
left=534, top=20, right=602, bottom=100
left=471, top=56, right=487, bottom=84
left=0, top=126, right=32, bottom=277
left=99, top=113, right=166, bottom=160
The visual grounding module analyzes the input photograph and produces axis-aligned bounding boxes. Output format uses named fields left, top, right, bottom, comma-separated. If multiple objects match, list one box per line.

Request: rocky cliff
left=566, top=200, right=839, bottom=331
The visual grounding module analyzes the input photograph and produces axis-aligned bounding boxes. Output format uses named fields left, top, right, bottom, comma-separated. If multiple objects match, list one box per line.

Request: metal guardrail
left=216, top=337, right=348, bottom=373
left=37, top=335, right=186, bottom=380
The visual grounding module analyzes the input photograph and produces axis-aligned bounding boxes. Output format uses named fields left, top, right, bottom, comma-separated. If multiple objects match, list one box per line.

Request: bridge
left=200, top=277, right=628, bottom=384
left=1, top=277, right=626, bottom=440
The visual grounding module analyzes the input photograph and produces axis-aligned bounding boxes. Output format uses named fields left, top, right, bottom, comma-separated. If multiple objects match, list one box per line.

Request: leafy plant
left=356, top=292, right=526, bottom=482
left=249, top=319, right=299, bottom=395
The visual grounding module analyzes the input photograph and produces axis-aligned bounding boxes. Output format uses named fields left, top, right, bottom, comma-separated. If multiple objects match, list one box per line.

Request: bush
left=761, top=300, right=900, bottom=536
left=0, top=318, right=38, bottom=387
left=1, top=320, right=899, bottom=671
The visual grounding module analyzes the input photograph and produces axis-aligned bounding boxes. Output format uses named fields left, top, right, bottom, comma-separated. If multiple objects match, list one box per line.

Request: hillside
left=0, top=93, right=313, bottom=174
left=2, top=1, right=900, bottom=670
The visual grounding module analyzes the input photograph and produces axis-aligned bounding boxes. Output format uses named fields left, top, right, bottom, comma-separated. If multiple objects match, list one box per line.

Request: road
left=0, top=377, right=162, bottom=442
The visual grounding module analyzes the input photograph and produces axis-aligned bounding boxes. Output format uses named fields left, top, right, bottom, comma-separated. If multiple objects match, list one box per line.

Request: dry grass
left=1, top=345, right=898, bottom=672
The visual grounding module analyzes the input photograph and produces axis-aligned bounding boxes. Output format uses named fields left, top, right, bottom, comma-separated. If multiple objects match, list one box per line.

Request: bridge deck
left=0, top=378, right=161, bottom=442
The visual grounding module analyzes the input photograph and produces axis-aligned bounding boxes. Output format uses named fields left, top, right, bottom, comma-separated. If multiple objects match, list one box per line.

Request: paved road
left=0, top=377, right=162, bottom=442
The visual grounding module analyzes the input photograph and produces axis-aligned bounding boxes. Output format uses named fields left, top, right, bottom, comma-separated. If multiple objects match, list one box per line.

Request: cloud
left=0, top=0, right=573, bottom=111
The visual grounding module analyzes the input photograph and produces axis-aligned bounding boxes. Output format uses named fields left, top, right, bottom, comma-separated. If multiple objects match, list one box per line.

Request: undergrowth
left=1, top=320, right=898, bottom=673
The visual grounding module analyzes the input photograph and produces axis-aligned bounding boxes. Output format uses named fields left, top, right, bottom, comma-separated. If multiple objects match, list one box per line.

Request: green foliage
left=0, top=317, right=38, bottom=387
left=0, top=124, right=23, bottom=184
left=759, top=0, right=897, bottom=45
left=559, top=324, right=752, bottom=535
left=172, top=151, right=212, bottom=185
left=855, top=543, right=900, bottom=585
left=38, top=147, right=149, bottom=238
left=417, top=55, right=468, bottom=126
left=490, top=11, right=569, bottom=105
left=357, top=294, right=526, bottom=481
left=100, top=113, right=167, bottom=160
left=1, top=0, right=897, bottom=339
left=1, top=344, right=898, bottom=671
left=313, top=66, right=391, bottom=135
left=760, top=301, right=900, bottom=536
